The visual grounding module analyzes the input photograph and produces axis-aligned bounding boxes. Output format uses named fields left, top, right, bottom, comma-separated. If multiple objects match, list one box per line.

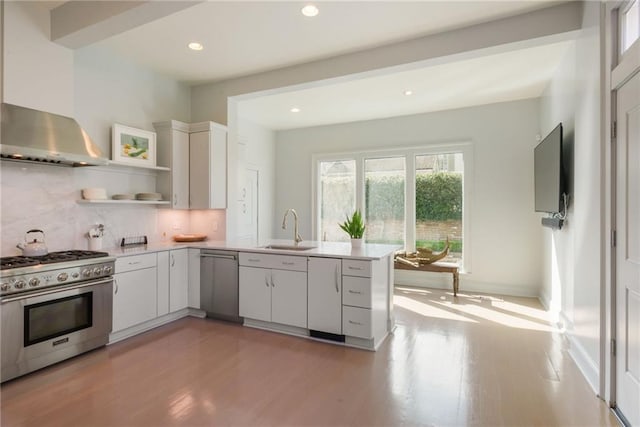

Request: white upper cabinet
left=189, top=121, right=227, bottom=209
left=154, top=120, right=190, bottom=209
left=154, top=120, right=227, bottom=210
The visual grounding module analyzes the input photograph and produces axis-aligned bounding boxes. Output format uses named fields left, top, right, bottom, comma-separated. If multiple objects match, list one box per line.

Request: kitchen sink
left=261, top=244, right=317, bottom=251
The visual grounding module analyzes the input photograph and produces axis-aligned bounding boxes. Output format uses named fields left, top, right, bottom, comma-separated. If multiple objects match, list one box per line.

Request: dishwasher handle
left=200, top=253, right=237, bottom=261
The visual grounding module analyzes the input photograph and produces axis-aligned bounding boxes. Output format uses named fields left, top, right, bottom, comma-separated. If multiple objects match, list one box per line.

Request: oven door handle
left=0, top=278, right=113, bottom=303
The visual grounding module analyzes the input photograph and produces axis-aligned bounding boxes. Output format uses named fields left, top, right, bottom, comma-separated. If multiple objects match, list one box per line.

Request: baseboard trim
left=108, top=308, right=197, bottom=344
left=565, top=331, right=600, bottom=395
left=394, top=270, right=539, bottom=298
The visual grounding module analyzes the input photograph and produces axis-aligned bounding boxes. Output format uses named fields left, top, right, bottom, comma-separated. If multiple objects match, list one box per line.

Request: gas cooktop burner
left=0, top=250, right=110, bottom=271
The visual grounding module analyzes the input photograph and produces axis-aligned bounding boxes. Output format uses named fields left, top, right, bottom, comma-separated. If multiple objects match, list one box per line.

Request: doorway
left=609, top=2, right=640, bottom=425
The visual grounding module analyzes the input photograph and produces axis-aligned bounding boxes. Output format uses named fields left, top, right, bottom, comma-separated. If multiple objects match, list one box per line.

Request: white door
left=239, top=266, right=271, bottom=322
left=113, top=268, right=157, bottom=332
left=616, top=69, right=640, bottom=427
left=271, top=269, right=307, bottom=328
left=169, top=249, right=189, bottom=312
left=238, top=169, right=259, bottom=242
left=308, top=257, right=342, bottom=334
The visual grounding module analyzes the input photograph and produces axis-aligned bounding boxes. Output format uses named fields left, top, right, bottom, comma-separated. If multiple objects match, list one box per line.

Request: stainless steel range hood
left=0, top=103, right=108, bottom=167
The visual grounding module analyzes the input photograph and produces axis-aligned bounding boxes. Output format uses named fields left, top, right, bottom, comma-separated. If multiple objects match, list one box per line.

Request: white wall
left=74, top=46, right=191, bottom=156
left=276, top=98, right=543, bottom=297
left=2, top=1, right=74, bottom=115
left=538, top=2, right=603, bottom=392
left=235, top=117, right=276, bottom=242
left=0, top=2, right=199, bottom=256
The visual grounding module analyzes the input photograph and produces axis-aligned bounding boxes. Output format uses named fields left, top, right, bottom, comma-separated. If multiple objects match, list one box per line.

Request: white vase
left=351, top=238, right=363, bottom=248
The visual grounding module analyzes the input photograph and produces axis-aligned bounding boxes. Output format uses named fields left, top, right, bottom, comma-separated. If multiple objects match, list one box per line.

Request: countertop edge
left=104, top=240, right=400, bottom=260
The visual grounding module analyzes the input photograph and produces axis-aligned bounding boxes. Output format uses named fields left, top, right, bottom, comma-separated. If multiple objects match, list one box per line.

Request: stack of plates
left=135, top=192, right=163, bottom=201
left=112, top=194, right=135, bottom=200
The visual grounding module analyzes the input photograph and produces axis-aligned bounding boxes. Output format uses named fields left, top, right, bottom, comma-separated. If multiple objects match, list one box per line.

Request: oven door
left=1, top=278, right=113, bottom=382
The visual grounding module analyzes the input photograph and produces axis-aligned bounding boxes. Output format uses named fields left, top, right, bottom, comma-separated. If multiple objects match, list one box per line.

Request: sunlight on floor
left=395, top=286, right=556, bottom=332
left=394, top=295, right=477, bottom=323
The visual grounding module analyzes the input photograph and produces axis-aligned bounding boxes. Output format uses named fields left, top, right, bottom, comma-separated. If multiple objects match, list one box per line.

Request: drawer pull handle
left=335, top=264, right=339, bottom=293
left=128, top=261, right=141, bottom=265
left=265, top=276, right=270, bottom=287
left=248, top=258, right=260, bottom=262
left=282, top=261, right=294, bottom=266
left=348, top=290, right=362, bottom=294
left=348, top=320, right=363, bottom=326
left=348, top=266, right=362, bottom=270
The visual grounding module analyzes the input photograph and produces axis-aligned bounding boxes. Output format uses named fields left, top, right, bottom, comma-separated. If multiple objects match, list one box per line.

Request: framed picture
left=111, top=124, right=156, bottom=167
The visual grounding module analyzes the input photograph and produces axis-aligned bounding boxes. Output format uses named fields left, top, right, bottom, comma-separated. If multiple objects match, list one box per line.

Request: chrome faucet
left=282, top=208, right=303, bottom=245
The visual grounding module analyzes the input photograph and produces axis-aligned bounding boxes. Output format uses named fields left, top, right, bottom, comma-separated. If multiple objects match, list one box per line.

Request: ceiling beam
left=51, top=1, right=202, bottom=49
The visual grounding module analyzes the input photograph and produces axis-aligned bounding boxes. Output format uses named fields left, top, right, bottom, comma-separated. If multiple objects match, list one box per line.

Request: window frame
left=619, top=0, right=640, bottom=57
left=312, top=142, right=473, bottom=272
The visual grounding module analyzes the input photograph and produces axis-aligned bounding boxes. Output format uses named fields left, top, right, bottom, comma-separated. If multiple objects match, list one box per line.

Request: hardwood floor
left=1, top=287, right=618, bottom=426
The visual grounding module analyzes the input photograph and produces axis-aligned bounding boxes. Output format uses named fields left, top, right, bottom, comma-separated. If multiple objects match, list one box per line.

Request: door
left=271, top=269, right=307, bottom=328
left=169, top=249, right=189, bottom=312
left=239, top=266, right=271, bottom=322
left=615, top=69, right=640, bottom=426
left=113, top=268, right=157, bottom=332
left=238, top=169, right=259, bottom=242
left=171, top=129, right=189, bottom=209
left=308, top=257, right=342, bottom=334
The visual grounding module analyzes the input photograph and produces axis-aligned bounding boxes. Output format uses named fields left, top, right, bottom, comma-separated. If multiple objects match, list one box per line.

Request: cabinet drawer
left=342, top=259, right=371, bottom=277
left=342, top=306, right=373, bottom=339
left=239, top=253, right=307, bottom=271
left=342, top=276, right=372, bottom=308
left=115, top=253, right=157, bottom=273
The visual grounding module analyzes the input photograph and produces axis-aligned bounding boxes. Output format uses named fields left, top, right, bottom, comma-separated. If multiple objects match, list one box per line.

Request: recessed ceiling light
left=301, top=4, right=319, bottom=17
left=188, top=42, right=204, bottom=51
left=290, top=107, right=301, bottom=113
left=404, top=90, right=413, bottom=96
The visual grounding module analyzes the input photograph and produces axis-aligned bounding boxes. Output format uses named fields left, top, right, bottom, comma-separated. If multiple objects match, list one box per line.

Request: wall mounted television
left=534, top=123, right=566, bottom=228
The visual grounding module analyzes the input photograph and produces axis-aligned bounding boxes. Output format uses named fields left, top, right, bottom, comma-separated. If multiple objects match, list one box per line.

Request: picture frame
left=111, top=124, right=156, bottom=167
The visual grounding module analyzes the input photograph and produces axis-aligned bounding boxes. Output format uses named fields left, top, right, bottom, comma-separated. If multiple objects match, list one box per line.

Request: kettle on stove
left=16, top=229, right=49, bottom=257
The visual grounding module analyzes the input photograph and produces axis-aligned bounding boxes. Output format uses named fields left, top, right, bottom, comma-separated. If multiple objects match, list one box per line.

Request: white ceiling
left=238, top=40, right=573, bottom=130
left=93, top=1, right=565, bottom=84
left=70, top=1, right=573, bottom=130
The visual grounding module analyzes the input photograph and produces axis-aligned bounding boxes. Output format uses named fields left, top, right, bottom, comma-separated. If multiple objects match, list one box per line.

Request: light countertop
left=104, top=239, right=400, bottom=260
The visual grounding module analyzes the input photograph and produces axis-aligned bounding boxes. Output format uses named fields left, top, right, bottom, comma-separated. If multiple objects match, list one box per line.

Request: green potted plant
left=339, top=210, right=366, bottom=248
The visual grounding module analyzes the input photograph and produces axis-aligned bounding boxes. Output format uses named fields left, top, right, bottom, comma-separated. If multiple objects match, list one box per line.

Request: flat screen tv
left=534, top=123, right=565, bottom=214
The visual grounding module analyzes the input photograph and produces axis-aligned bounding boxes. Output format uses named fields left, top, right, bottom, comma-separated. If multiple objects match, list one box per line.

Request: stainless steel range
left=1, top=250, right=115, bottom=382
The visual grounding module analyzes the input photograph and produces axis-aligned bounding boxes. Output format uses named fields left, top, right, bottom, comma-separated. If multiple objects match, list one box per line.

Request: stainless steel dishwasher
left=200, top=250, right=242, bottom=323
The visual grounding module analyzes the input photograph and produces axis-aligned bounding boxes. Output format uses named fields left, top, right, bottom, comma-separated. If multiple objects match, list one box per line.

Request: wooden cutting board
left=173, top=234, right=207, bottom=242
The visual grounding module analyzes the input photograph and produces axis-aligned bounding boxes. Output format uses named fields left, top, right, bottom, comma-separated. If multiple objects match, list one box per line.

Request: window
left=314, top=144, right=471, bottom=270
left=365, top=157, right=405, bottom=244
left=318, top=159, right=356, bottom=242
left=415, top=153, right=463, bottom=263
left=621, top=0, right=639, bottom=53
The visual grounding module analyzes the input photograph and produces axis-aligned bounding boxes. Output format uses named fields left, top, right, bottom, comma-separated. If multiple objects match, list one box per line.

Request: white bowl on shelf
left=82, top=188, right=107, bottom=200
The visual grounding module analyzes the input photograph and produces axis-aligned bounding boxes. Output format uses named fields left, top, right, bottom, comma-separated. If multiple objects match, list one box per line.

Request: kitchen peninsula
left=106, top=240, right=399, bottom=351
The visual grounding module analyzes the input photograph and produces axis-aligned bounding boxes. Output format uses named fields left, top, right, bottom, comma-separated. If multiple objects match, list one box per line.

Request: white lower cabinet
left=157, top=249, right=189, bottom=314
left=308, top=257, right=342, bottom=335
left=239, top=266, right=271, bottom=322
left=239, top=253, right=307, bottom=329
left=340, top=257, right=390, bottom=345
left=169, top=249, right=189, bottom=312
left=187, top=248, right=201, bottom=309
left=112, top=254, right=158, bottom=333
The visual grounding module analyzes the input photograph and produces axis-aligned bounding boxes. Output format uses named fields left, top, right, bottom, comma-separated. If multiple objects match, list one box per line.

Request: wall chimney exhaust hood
left=0, top=103, right=108, bottom=167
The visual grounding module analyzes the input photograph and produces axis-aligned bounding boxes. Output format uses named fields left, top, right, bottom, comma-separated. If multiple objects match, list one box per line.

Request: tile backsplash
left=0, top=161, right=225, bottom=256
